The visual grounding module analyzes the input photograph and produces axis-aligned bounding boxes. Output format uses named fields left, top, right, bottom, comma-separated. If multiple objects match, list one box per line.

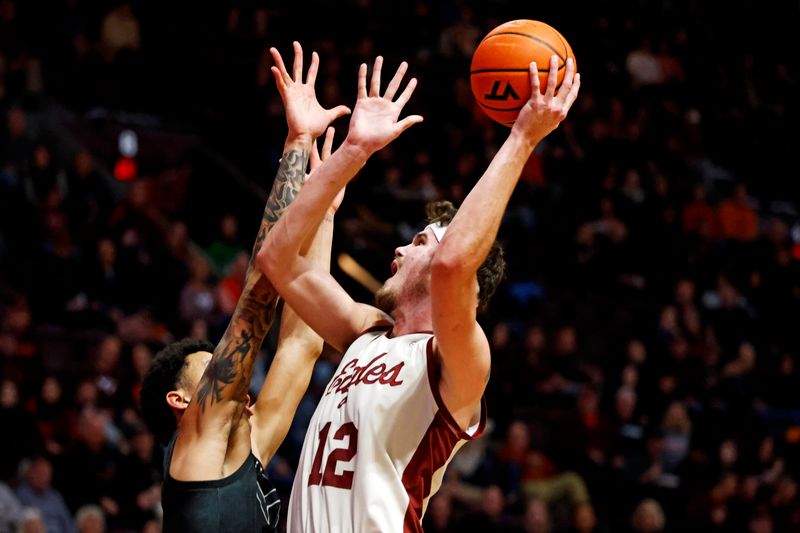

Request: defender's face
left=179, top=351, right=213, bottom=405
left=174, top=351, right=254, bottom=417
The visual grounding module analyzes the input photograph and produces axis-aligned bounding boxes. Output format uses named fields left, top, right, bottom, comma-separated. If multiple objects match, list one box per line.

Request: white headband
left=425, top=222, right=448, bottom=243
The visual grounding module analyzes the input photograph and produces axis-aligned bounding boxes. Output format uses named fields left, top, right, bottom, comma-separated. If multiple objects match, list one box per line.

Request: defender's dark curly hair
left=425, top=200, right=507, bottom=313
left=140, top=338, right=215, bottom=445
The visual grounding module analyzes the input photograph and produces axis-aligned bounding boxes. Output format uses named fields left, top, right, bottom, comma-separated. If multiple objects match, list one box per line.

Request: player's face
left=376, top=227, right=439, bottom=313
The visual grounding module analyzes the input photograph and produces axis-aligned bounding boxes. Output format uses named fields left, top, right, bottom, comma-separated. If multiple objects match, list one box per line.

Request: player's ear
left=166, top=390, right=190, bottom=411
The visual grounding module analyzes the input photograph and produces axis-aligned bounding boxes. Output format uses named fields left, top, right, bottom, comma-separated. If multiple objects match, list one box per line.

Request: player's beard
left=374, top=282, right=397, bottom=315
left=375, top=265, right=430, bottom=316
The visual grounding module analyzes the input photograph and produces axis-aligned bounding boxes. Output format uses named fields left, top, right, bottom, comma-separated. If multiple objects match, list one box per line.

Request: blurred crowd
left=1, top=1, right=799, bottom=532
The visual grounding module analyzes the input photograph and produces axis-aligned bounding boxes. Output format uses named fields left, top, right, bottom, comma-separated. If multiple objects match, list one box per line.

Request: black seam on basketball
left=472, top=68, right=540, bottom=74
left=470, top=64, right=565, bottom=75
left=554, top=31, right=570, bottom=65
left=481, top=31, right=567, bottom=63
left=477, top=101, right=524, bottom=112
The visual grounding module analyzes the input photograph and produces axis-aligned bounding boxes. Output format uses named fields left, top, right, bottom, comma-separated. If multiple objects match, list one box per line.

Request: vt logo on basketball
left=484, top=80, right=519, bottom=101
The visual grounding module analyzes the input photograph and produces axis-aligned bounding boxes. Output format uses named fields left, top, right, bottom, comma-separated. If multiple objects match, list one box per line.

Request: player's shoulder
left=355, top=307, right=394, bottom=336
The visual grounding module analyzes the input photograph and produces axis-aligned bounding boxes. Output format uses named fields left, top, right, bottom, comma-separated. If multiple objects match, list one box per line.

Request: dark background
left=1, top=1, right=799, bottom=532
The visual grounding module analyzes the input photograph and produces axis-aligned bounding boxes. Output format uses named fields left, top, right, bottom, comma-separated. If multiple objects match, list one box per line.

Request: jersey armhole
left=357, top=319, right=394, bottom=337
left=425, top=337, right=488, bottom=440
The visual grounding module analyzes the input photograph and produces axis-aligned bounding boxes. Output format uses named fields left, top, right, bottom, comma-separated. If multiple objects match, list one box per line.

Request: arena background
left=1, top=1, right=800, bottom=532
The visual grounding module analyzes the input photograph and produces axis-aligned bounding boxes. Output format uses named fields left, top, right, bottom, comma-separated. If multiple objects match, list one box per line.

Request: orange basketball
left=470, top=19, right=576, bottom=126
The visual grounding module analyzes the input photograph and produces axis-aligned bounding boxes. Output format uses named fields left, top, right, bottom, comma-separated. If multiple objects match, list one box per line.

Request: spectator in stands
left=0, top=480, right=22, bottom=533
left=682, top=184, right=716, bottom=237
left=0, top=379, right=39, bottom=480
left=216, top=251, right=248, bottom=316
left=717, top=183, right=759, bottom=241
left=15, top=457, right=74, bottom=533
left=16, top=507, right=47, bottom=533
left=59, top=409, right=122, bottom=517
left=206, top=214, right=244, bottom=272
left=521, top=498, right=552, bottom=533
left=74, top=504, right=105, bottom=533
left=630, top=498, right=666, bottom=532
left=178, top=251, right=217, bottom=325
left=31, top=376, right=71, bottom=456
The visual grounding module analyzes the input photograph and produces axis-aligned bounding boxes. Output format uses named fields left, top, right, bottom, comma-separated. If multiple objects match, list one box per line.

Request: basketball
left=470, top=19, right=576, bottom=126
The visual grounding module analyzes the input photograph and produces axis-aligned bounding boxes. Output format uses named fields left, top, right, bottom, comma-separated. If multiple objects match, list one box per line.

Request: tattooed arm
left=169, top=42, right=349, bottom=481
left=252, top=128, right=344, bottom=463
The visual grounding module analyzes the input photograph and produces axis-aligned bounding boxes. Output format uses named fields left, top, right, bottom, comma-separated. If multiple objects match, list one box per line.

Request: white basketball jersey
left=287, top=329, right=486, bottom=532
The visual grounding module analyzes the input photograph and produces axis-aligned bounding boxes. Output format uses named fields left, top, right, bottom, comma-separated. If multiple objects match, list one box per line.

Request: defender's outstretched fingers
left=321, top=127, right=335, bottom=160
left=292, top=41, right=303, bottom=82
left=545, top=54, right=558, bottom=98
left=357, top=63, right=368, bottom=99
left=557, top=58, right=575, bottom=102
left=563, top=73, right=581, bottom=111
left=306, top=51, right=319, bottom=86
left=370, top=56, right=384, bottom=97
left=395, top=114, right=424, bottom=134
left=395, top=77, right=418, bottom=107
left=384, top=62, right=408, bottom=101
left=270, top=47, right=292, bottom=85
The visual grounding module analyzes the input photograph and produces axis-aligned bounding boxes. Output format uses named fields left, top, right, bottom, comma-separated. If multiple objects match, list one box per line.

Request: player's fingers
left=328, top=105, right=351, bottom=122
left=270, top=66, right=287, bottom=91
left=270, top=47, right=291, bottom=84
left=357, top=63, right=368, bottom=99
left=545, top=55, right=558, bottom=98
left=309, top=138, right=321, bottom=172
left=369, top=56, right=383, bottom=97
left=384, top=61, right=408, bottom=101
left=292, top=41, right=303, bottom=81
left=331, top=185, right=346, bottom=212
left=306, top=51, right=319, bottom=85
left=556, top=58, right=575, bottom=103
left=562, top=73, right=581, bottom=112
left=321, top=127, right=335, bottom=160
left=529, top=61, right=541, bottom=97
left=395, top=114, right=424, bottom=134
left=395, top=77, right=418, bottom=108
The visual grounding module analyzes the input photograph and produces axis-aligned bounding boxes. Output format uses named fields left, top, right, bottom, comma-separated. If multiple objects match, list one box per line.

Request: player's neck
left=389, top=299, right=433, bottom=336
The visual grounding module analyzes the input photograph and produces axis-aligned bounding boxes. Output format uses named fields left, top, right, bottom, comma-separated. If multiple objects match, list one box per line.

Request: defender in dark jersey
left=139, top=43, right=350, bottom=532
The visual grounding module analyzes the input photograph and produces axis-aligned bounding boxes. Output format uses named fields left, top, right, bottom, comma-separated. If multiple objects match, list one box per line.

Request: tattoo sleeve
left=195, top=147, right=310, bottom=412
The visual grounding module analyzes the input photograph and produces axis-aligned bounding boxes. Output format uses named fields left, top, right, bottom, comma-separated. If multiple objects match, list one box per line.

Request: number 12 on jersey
left=308, top=421, right=358, bottom=490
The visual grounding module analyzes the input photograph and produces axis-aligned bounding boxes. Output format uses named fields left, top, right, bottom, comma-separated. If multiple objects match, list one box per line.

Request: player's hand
left=307, top=127, right=346, bottom=214
left=270, top=41, right=351, bottom=140
left=343, top=56, right=423, bottom=155
left=512, top=54, right=580, bottom=146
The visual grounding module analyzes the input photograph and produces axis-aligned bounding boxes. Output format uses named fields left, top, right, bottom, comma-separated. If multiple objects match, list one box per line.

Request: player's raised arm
left=171, top=43, right=349, bottom=480
left=431, top=56, right=581, bottom=430
left=257, top=56, right=423, bottom=352
left=252, top=128, right=346, bottom=461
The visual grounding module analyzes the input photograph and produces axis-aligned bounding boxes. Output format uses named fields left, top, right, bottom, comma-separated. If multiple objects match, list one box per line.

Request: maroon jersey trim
left=400, top=412, right=461, bottom=532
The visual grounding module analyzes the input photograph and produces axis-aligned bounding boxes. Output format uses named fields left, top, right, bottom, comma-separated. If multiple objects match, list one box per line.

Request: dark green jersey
left=161, top=432, right=280, bottom=532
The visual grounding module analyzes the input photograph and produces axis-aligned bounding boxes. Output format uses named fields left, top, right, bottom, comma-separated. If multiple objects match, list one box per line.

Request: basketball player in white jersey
left=257, top=49, right=580, bottom=531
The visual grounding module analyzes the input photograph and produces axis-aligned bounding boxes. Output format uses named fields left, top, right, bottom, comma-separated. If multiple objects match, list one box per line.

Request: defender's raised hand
left=270, top=42, right=351, bottom=139
left=513, top=54, right=581, bottom=146
left=344, top=56, right=423, bottom=155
